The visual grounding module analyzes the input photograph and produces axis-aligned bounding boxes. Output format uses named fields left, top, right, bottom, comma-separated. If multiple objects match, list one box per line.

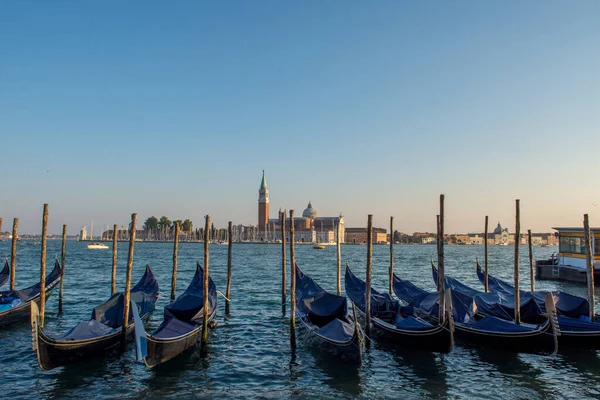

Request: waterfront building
left=345, top=227, right=388, bottom=244
left=257, top=171, right=345, bottom=243
left=80, top=226, right=87, bottom=241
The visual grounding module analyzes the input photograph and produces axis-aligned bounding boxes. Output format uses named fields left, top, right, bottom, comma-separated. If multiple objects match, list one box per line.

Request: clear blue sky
left=1, top=1, right=599, bottom=234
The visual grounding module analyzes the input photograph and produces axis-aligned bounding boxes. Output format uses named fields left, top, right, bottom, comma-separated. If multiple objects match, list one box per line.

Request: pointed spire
left=260, top=170, right=267, bottom=189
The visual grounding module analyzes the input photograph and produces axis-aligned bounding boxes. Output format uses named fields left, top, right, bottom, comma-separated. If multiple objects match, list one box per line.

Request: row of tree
left=143, top=216, right=194, bottom=233
left=141, top=216, right=232, bottom=242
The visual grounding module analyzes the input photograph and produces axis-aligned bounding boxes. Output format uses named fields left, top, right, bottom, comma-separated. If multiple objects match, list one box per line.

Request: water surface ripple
left=0, top=242, right=598, bottom=399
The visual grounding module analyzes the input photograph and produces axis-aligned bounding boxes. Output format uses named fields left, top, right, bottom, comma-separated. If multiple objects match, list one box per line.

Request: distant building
left=258, top=170, right=269, bottom=236
left=345, top=227, right=387, bottom=244
left=80, top=226, right=87, bottom=241
left=265, top=202, right=345, bottom=243
left=422, top=236, right=436, bottom=244
left=257, top=171, right=345, bottom=243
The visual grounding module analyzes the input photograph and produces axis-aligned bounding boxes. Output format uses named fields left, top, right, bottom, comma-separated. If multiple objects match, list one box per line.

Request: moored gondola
left=139, top=263, right=217, bottom=368
left=295, top=264, right=362, bottom=365
left=345, top=264, right=453, bottom=353
left=475, top=263, right=600, bottom=349
left=393, top=271, right=560, bottom=354
left=0, top=259, right=9, bottom=288
left=31, top=265, right=158, bottom=371
left=0, top=259, right=62, bottom=327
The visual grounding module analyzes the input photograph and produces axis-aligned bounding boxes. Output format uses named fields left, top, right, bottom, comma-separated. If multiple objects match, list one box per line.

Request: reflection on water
left=0, top=242, right=596, bottom=398
left=385, top=346, right=449, bottom=399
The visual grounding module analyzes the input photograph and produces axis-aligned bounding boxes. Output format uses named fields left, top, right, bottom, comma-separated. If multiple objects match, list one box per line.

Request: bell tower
left=258, top=170, right=269, bottom=235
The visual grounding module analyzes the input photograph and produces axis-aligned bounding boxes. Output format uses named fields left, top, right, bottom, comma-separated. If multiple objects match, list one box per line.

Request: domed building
left=302, top=201, right=317, bottom=220
left=486, top=222, right=511, bottom=245
left=493, top=222, right=503, bottom=235
left=258, top=172, right=344, bottom=243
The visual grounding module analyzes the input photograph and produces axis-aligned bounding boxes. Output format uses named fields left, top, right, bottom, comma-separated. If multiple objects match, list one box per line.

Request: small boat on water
left=31, top=266, right=159, bottom=370
left=0, top=260, right=10, bottom=289
left=345, top=264, right=453, bottom=353
left=536, top=227, right=600, bottom=283
left=139, top=263, right=217, bottom=368
left=295, top=264, right=363, bottom=365
left=0, top=259, right=62, bottom=327
left=87, top=243, right=109, bottom=250
left=312, top=245, right=326, bottom=249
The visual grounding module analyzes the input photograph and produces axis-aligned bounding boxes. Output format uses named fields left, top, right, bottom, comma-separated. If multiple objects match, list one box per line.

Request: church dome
left=493, top=222, right=503, bottom=234
left=302, top=201, right=317, bottom=219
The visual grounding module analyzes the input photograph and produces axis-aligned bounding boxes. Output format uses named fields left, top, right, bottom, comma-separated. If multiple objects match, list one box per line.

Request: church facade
left=257, top=172, right=345, bottom=243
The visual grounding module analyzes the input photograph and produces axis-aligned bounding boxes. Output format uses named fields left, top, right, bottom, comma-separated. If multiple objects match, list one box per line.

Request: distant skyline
left=1, top=2, right=599, bottom=234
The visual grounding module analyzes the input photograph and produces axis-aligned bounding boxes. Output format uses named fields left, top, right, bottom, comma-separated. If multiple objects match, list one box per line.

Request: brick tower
left=258, top=170, right=269, bottom=237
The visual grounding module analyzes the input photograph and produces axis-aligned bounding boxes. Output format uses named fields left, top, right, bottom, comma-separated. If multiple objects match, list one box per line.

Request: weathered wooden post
left=39, top=204, right=49, bottom=327
left=281, top=211, right=287, bottom=315
left=389, top=216, right=394, bottom=296
left=436, top=215, right=441, bottom=291
left=226, top=220, right=233, bottom=315
left=365, top=214, right=373, bottom=347
left=120, top=213, right=137, bottom=353
left=10, top=218, right=18, bottom=290
left=584, top=214, right=595, bottom=322
left=513, top=200, right=521, bottom=325
left=112, top=224, right=118, bottom=295
left=201, top=215, right=210, bottom=355
left=336, top=219, right=342, bottom=296
left=58, top=224, right=67, bottom=312
left=289, top=209, right=296, bottom=354
left=528, top=229, right=535, bottom=292
left=484, top=215, right=489, bottom=292
left=438, top=195, right=446, bottom=324
left=171, top=222, right=180, bottom=301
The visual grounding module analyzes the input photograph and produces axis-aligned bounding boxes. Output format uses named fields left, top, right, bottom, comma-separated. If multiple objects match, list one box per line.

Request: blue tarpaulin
left=50, top=266, right=159, bottom=341
left=476, top=265, right=590, bottom=318
left=150, top=263, right=217, bottom=339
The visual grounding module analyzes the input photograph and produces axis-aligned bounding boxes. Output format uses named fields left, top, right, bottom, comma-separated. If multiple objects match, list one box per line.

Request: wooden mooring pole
left=389, top=216, right=394, bottom=296
left=10, top=218, right=18, bottom=290
left=112, top=224, right=118, bottom=296
left=513, top=200, right=521, bottom=325
left=201, top=215, right=210, bottom=355
left=39, top=204, right=49, bottom=327
left=281, top=211, right=287, bottom=315
left=584, top=214, right=595, bottom=322
left=484, top=215, right=489, bottom=292
left=59, top=224, right=67, bottom=313
left=438, top=195, right=446, bottom=324
left=528, top=229, right=535, bottom=292
left=120, top=213, right=137, bottom=353
left=289, top=209, right=296, bottom=354
left=226, top=221, right=233, bottom=315
left=336, top=220, right=342, bottom=296
left=171, top=222, right=180, bottom=301
left=365, top=214, right=373, bottom=348
left=436, top=215, right=441, bottom=291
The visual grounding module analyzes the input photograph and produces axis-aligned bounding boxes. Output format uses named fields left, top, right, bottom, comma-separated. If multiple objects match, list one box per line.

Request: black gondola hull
left=0, top=282, right=59, bottom=327
left=34, top=326, right=132, bottom=371
left=297, top=316, right=363, bottom=365
left=142, top=263, right=218, bottom=368
left=559, top=330, right=600, bottom=349
left=453, top=319, right=558, bottom=354
left=145, top=328, right=201, bottom=368
left=354, top=305, right=453, bottom=353
left=144, top=308, right=217, bottom=369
